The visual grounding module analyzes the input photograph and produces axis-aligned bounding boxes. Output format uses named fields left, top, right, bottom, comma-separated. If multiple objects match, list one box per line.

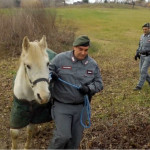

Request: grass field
left=55, top=4, right=150, bottom=148
left=55, top=4, right=150, bottom=109
left=1, top=4, right=150, bottom=148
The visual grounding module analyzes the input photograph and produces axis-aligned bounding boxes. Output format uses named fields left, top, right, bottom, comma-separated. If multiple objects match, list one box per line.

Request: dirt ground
left=1, top=51, right=150, bottom=149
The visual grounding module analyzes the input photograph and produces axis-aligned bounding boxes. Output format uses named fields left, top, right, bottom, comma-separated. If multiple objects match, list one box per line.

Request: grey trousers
left=48, top=101, right=87, bottom=149
left=137, top=55, right=150, bottom=88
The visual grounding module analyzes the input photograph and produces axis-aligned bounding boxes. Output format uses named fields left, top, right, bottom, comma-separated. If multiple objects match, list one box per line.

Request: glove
left=134, top=52, right=140, bottom=60
left=51, top=72, right=58, bottom=81
left=146, top=52, right=149, bottom=56
left=78, top=85, right=90, bottom=95
left=140, top=51, right=149, bottom=56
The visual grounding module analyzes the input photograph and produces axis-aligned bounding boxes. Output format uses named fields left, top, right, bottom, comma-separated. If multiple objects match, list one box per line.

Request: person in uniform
left=48, top=35, right=103, bottom=149
left=134, top=23, right=150, bottom=90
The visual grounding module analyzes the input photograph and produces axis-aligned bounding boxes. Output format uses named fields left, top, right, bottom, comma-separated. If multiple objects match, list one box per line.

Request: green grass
left=56, top=6, right=150, bottom=52
left=55, top=4, right=150, bottom=117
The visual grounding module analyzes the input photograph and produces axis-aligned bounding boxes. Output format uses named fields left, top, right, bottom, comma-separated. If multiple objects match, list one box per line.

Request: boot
left=133, top=86, right=142, bottom=91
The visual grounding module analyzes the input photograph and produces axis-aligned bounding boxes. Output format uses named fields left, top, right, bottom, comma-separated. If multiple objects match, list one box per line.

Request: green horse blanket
left=10, top=48, right=57, bottom=129
left=10, top=96, right=52, bottom=129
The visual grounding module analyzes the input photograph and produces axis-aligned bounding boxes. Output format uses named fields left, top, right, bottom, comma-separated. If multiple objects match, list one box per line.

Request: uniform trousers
left=48, top=100, right=87, bottom=149
left=137, top=55, right=150, bottom=88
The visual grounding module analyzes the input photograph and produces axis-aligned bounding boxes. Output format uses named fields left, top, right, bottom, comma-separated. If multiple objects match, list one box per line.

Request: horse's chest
left=10, top=98, right=52, bottom=129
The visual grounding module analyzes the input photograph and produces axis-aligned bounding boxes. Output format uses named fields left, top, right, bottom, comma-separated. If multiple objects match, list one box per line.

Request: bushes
left=20, top=0, right=43, bottom=8
left=0, top=0, right=15, bottom=8
left=0, top=8, right=76, bottom=55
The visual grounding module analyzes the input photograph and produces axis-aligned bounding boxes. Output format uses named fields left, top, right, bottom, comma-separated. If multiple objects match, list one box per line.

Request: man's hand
left=135, top=52, right=140, bottom=60
left=78, top=85, right=90, bottom=95
left=51, top=72, right=58, bottom=81
left=146, top=52, right=149, bottom=56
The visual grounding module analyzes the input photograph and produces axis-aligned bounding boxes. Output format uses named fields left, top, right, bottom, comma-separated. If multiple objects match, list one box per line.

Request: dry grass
left=0, top=8, right=76, bottom=56
left=20, top=0, right=43, bottom=8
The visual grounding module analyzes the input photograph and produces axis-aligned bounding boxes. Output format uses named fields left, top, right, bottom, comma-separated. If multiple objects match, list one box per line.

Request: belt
left=53, top=98, right=84, bottom=105
left=140, top=52, right=150, bottom=56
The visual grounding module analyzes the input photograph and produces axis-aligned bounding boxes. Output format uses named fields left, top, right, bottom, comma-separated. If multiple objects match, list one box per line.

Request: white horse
left=10, top=36, right=51, bottom=149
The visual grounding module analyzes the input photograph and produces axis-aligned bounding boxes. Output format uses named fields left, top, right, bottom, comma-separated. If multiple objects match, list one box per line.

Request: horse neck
left=14, top=63, right=34, bottom=101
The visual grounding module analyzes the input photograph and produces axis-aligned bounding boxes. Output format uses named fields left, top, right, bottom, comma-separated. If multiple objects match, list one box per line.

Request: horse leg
left=10, top=128, right=20, bottom=149
left=24, top=124, right=35, bottom=149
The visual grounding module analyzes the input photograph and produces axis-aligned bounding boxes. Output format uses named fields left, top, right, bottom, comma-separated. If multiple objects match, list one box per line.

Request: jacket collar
left=70, top=50, right=89, bottom=65
left=144, top=32, right=150, bottom=37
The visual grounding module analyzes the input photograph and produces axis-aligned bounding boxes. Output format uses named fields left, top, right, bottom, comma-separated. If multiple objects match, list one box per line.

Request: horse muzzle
left=36, top=92, right=50, bottom=104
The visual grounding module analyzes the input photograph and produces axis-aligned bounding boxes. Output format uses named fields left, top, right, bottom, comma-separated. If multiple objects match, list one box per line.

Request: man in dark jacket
left=48, top=35, right=103, bottom=149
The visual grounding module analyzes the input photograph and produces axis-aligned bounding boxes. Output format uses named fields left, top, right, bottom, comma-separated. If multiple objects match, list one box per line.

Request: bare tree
left=0, top=0, right=15, bottom=8
left=65, top=0, right=71, bottom=4
left=50, top=0, right=66, bottom=6
left=95, top=0, right=101, bottom=3
left=52, top=0, right=65, bottom=6
left=82, top=0, right=89, bottom=3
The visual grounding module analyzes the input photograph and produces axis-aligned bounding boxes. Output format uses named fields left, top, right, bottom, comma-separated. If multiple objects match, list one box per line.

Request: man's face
left=143, top=27, right=149, bottom=35
left=73, top=46, right=89, bottom=60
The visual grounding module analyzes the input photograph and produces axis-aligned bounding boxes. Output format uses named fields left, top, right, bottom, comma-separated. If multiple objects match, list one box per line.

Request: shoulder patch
left=85, top=61, right=88, bottom=65
left=87, top=70, right=93, bottom=74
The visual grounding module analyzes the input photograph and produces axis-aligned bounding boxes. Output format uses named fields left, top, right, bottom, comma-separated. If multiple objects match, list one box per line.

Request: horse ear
left=22, top=36, right=30, bottom=51
left=39, top=35, right=47, bottom=50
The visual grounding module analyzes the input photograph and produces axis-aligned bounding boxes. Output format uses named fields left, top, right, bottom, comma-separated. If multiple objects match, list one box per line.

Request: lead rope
left=49, top=73, right=91, bottom=128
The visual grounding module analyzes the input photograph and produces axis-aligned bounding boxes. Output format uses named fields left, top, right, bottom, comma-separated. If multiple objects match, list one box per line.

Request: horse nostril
left=37, top=93, right=42, bottom=100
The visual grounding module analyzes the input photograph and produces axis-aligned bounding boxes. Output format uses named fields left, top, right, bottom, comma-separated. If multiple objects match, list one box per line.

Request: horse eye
left=26, top=65, right=31, bottom=69
left=47, top=62, right=50, bottom=67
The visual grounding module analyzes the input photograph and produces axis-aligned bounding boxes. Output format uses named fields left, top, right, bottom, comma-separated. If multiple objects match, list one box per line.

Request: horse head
left=14, top=36, right=50, bottom=104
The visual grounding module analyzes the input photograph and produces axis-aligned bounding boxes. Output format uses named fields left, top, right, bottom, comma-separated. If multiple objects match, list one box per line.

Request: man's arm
left=87, top=65, right=103, bottom=95
left=135, top=41, right=141, bottom=60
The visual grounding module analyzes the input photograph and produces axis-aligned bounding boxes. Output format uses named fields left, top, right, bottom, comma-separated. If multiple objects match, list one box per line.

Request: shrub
left=0, top=0, right=15, bottom=8
left=0, top=8, right=76, bottom=55
left=20, top=0, right=43, bottom=8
